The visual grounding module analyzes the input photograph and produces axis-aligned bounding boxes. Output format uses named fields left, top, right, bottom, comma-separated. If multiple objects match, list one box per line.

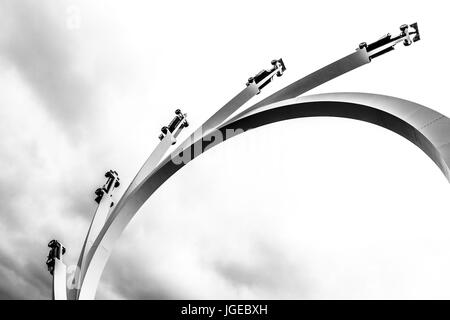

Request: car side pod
left=94, top=170, right=120, bottom=204
left=158, top=109, right=189, bottom=145
left=358, top=22, right=420, bottom=60
left=247, top=58, right=286, bottom=94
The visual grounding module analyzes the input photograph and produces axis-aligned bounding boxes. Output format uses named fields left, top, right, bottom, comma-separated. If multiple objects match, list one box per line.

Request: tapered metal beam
left=79, top=92, right=450, bottom=299
left=77, top=23, right=423, bottom=299
left=46, top=240, right=67, bottom=300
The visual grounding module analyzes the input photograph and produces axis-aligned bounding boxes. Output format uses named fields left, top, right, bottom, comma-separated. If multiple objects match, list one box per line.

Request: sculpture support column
left=46, top=240, right=67, bottom=300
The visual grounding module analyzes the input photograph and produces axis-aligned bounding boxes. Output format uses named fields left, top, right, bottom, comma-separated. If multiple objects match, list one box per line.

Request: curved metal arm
left=226, top=23, right=420, bottom=125
left=76, top=23, right=422, bottom=299
left=76, top=60, right=285, bottom=299
left=78, top=92, right=450, bottom=299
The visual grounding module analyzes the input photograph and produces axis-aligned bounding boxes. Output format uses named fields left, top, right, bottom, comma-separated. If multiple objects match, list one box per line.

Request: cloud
left=0, top=8, right=93, bottom=295
left=101, top=255, right=177, bottom=300
left=1, top=0, right=450, bottom=301
left=0, top=243, right=51, bottom=299
left=213, top=240, right=309, bottom=297
left=0, top=0, right=96, bottom=138
left=0, top=1, right=154, bottom=300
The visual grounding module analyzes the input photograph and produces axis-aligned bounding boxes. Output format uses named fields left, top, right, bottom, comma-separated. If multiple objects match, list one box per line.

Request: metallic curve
left=78, top=92, right=450, bottom=299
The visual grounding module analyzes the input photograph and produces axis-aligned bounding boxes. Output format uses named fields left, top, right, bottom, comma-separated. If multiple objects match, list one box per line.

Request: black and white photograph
left=1, top=0, right=450, bottom=309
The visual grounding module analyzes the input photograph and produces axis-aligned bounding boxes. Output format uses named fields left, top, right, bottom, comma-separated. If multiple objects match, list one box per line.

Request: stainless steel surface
left=78, top=92, right=450, bottom=299
left=226, top=49, right=371, bottom=125
left=76, top=84, right=261, bottom=299
left=228, top=22, right=420, bottom=125
left=74, top=25, right=423, bottom=299
left=52, top=259, right=67, bottom=300
left=46, top=240, right=67, bottom=300
left=77, top=62, right=283, bottom=299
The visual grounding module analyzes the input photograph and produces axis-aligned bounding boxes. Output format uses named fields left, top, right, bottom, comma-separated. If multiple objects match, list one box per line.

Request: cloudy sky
left=1, top=0, right=450, bottom=299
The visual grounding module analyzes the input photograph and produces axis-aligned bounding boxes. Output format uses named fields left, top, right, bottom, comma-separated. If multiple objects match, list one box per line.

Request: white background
left=1, top=0, right=450, bottom=299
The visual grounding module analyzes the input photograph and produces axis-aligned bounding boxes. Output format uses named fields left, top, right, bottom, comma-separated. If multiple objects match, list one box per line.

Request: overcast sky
left=1, top=0, right=450, bottom=299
